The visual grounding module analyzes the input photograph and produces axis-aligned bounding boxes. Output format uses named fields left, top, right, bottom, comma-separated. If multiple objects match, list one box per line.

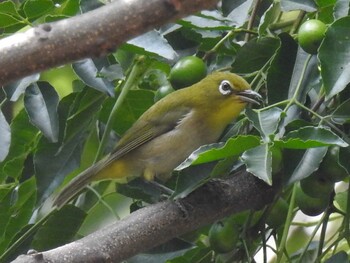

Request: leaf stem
left=276, top=184, right=297, bottom=262
left=94, top=57, right=146, bottom=162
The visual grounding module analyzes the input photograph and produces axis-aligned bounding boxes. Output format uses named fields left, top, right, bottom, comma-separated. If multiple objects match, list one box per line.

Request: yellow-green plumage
left=53, top=72, right=261, bottom=207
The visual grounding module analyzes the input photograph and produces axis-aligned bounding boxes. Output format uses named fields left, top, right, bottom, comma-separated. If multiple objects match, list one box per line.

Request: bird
left=53, top=71, right=262, bottom=207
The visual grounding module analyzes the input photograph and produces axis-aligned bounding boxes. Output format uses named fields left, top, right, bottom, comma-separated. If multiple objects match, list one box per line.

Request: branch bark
left=0, top=0, right=218, bottom=86
left=12, top=172, right=276, bottom=263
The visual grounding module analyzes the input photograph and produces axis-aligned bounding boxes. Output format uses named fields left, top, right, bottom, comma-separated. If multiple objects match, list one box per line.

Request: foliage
left=1, top=0, right=350, bottom=262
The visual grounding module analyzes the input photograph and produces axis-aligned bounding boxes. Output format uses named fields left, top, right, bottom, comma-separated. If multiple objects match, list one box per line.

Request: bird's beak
left=237, top=90, right=262, bottom=105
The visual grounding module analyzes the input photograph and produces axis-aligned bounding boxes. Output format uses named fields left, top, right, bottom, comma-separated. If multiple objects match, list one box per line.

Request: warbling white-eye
left=53, top=72, right=261, bottom=207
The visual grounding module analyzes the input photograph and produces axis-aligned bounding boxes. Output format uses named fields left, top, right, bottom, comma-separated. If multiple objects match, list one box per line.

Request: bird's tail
left=53, top=162, right=105, bottom=208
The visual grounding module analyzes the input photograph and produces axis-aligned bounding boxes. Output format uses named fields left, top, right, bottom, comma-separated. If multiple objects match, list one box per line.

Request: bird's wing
left=106, top=104, right=192, bottom=163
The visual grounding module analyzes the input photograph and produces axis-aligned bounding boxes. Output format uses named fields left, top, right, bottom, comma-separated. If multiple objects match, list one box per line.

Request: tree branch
left=12, top=172, right=276, bottom=263
left=0, top=0, right=218, bottom=86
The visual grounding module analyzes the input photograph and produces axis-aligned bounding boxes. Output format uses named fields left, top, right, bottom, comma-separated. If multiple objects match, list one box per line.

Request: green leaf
left=245, top=108, right=283, bottom=141
left=277, top=127, right=348, bottom=149
left=23, top=0, right=54, bottom=19
left=287, top=147, right=328, bottom=184
left=32, top=205, right=86, bottom=251
left=232, top=37, right=280, bottom=74
left=324, top=251, right=349, bottom=263
left=99, top=90, right=154, bottom=135
left=280, top=0, right=317, bottom=12
left=4, top=74, right=40, bottom=102
left=258, top=2, right=281, bottom=36
left=0, top=110, right=38, bottom=181
left=0, top=110, right=11, bottom=162
left=0, top=12, right=21, bottom=27
left=266, top=33, right=298, bottom=104
left=124, top=30, right=177, bottom=60
left=224, top=0, right=254, bottom=27
left=241, top=143, right=272, bottom=185
left=176, top=135, right=261, bottom=170
left=331, top=98, right=350, bottom=124
left=72, top=59, right=115, bottom=97
left=319, top=17, right=350, bottom=98
left=0, top=177, right=36, bottom=255
left=334, top=190, right=347, bottom=213
left=24, top=82, right=59, bottom=143
left=0, top=1, right=19, bottom=16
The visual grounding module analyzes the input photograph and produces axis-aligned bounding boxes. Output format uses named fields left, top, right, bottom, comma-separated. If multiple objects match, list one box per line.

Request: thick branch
left=0, top=0, right=218, bottom=86
left=12, top=172, right=276, bottom=263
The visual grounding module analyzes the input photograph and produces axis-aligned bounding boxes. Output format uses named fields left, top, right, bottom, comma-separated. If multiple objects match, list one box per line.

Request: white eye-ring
left=219, top=80, right=233, bottom=95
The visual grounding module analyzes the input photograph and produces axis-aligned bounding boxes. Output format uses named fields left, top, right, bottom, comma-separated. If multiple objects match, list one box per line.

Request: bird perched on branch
left=53, top=71, right=262, bottom=207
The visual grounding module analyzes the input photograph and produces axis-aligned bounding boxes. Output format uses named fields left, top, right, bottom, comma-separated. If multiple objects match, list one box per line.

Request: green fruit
left=295, top=183, right=330, bottom=216
left=300, top=172, right=334, bottom=198
left=169, top=56, right=207, bottom=89
left=266, top=198, right=289, bottom=229
left=154, top=85, right=175, bottom=102
left=271, top=147, right=283, bottom=174
left=298, top=19, right=327, bottom=54
left=209, top=220, right=239, bottom=253
left=320, top=146, right=349, bottom=183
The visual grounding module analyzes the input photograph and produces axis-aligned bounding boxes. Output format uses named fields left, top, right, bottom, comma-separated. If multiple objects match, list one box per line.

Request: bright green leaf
left=23, top=0, right=54, bottom=19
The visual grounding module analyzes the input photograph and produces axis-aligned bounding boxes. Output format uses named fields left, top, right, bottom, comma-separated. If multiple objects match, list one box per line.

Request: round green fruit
left=154, top=85, right=175, bottom=102
left=300, top=172, right=334, bottom=199
left=266, top=198, right=289, bottom=229
left=209, top=220, right=239, bottom=254
left=298, top=19, right=327, bottom=54
left=320, top=146, right=349, bottom=182
left=295, top=183, right=330, bottom=216
left=169, top=56, right=207, bottom=89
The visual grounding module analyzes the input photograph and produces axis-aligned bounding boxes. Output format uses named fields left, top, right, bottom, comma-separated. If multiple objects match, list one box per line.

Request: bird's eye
left=219, top=80, right=233, bottom=95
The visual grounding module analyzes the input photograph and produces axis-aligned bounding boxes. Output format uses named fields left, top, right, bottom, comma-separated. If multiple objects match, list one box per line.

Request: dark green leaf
left=0, top=177, right=36, bottom=255
left=319, top=17, right=350, bottom=98
left=280, top=0, right=317, bottom=12
left=23, top=0, right=54, bottom=19
left=176, top=135, right=261, bottom=170
left=125, top=30, right=177, bottom=60
left=277, top=127, right=348, bottom=149
left=24, top=82, right=59, bottom=143
left=324, top=251, right=349, bottom=263
left=258, top=2, right=281, bottom=36
left=245, top=107, right=283, bottom=141
left=331, top=98, right=350, bottom=124
left=267, top=33, right=298, bottom=104
left=287, top=147, right=328, bottom=184
left=72, top=59, right=115, bottom=97
left=0, top=110, right=38, bottom=181
left=241, top=143, right=272, bottom=185
left=99, top=90, right=154, bottom=135
left=0, top=110, right=11, bottom=162
left=232, top=37, right=280, bottom=73
left=32, top=205, right=86, bottom=250
left=4, top=74, right=40, bottom=101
